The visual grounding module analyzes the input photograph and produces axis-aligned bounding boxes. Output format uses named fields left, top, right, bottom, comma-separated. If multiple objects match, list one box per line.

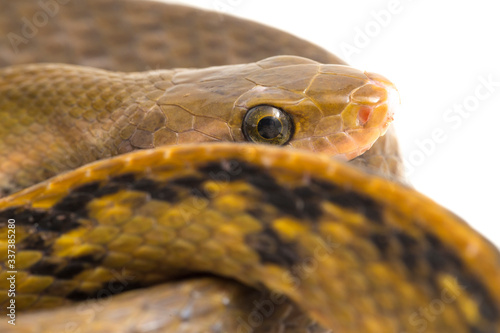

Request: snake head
left=230, top=56, right=400, bottom=160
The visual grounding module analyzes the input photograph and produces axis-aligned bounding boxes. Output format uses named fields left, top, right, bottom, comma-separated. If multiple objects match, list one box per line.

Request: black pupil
left=257, top=116, right=282, bottom=139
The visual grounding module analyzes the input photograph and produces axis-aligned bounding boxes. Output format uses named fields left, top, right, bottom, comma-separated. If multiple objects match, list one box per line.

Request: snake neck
left=0, top=64, right=162, bottom=195
left=0, top=63, right=253, bottom=196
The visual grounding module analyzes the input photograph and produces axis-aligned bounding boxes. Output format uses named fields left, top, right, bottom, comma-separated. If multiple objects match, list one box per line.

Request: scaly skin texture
left=0, top=144, right=499, bottom=332
left=0, top=1, right=345, bottom=70
left=0, top=0, right=497, bottom=332
left=0, top=58, right=396, bottom=196
left=0, top=0, right=404, bottom=181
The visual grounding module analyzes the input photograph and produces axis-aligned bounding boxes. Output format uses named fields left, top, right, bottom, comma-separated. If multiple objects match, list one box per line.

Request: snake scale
left=0, top=0, right=499, bottom=332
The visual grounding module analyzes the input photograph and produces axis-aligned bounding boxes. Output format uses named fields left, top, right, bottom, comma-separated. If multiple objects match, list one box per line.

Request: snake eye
left=242, top=105, right=293, bottom=145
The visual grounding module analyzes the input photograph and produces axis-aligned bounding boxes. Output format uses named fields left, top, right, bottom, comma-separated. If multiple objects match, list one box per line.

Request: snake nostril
left=358, top=105, right=373, bottom=125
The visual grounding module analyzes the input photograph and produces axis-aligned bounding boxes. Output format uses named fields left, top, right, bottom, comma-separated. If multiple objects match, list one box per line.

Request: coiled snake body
left=0, top=1, right=499, bottom=332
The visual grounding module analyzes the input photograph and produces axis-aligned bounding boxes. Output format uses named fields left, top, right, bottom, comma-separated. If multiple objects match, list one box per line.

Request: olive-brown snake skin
left=0, top=1, right=499, bottom=332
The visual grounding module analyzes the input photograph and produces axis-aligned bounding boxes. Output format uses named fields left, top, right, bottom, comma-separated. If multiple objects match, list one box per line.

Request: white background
left=165, top=0, right=499, bottom=247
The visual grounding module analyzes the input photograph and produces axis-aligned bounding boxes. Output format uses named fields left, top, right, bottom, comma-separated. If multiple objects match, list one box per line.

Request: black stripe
left=245, top=227, right=300, bottom=268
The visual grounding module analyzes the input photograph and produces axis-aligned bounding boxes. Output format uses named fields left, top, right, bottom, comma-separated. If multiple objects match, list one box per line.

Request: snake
left=0, top=0, right=499, bottom=332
